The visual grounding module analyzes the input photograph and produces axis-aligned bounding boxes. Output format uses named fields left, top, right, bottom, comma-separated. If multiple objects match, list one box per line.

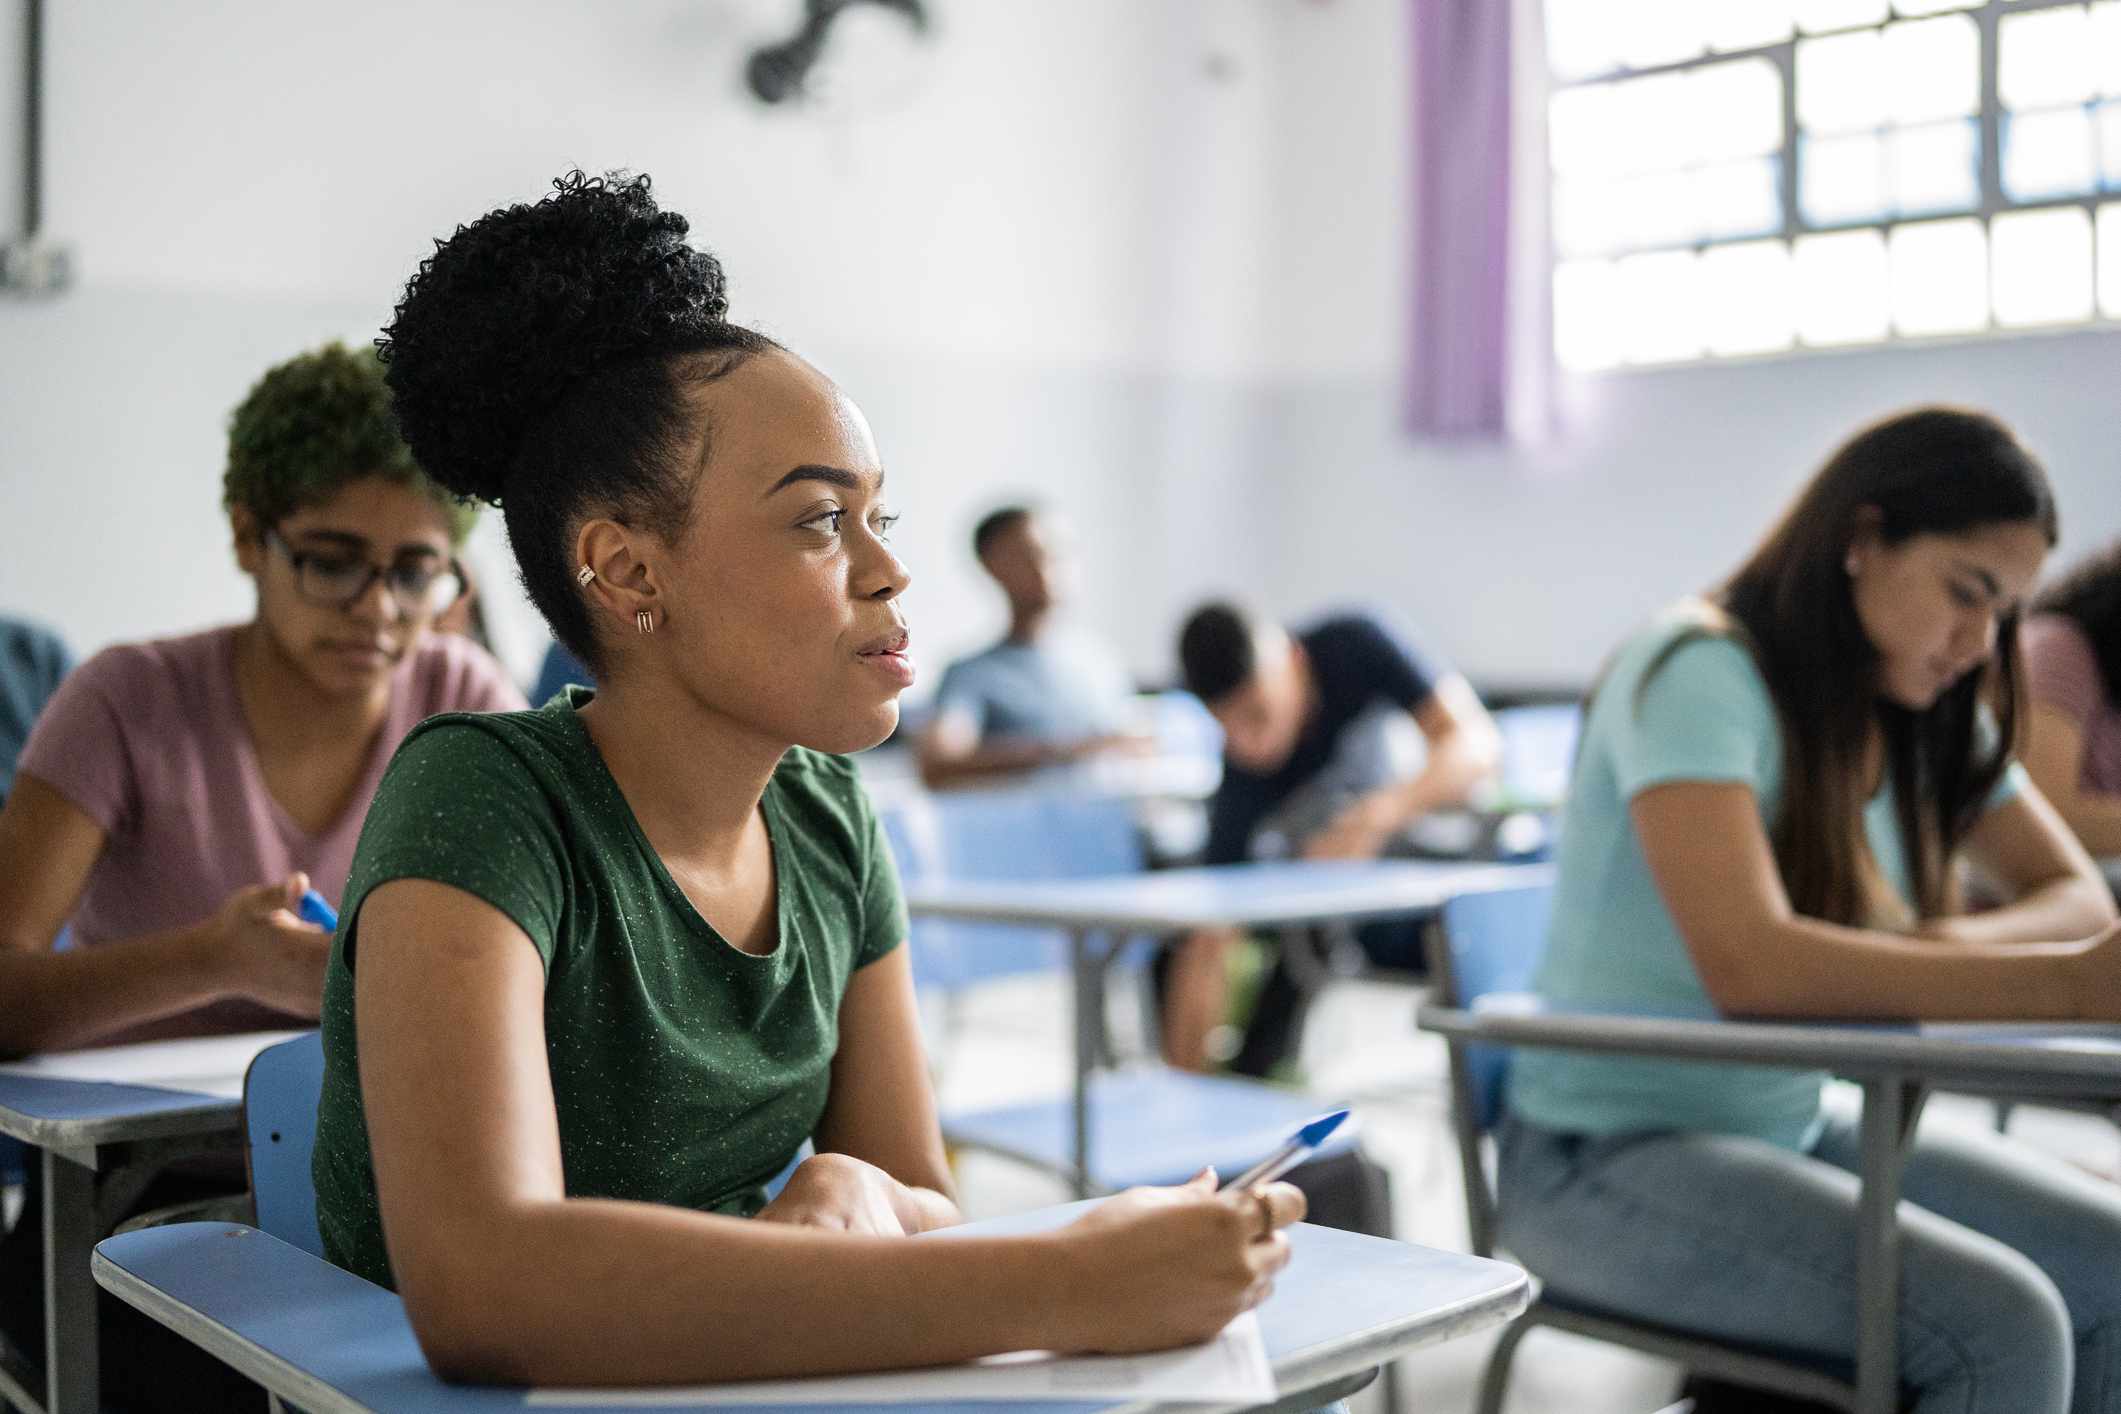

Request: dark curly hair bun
left=379, top=170, right=732, bottom=505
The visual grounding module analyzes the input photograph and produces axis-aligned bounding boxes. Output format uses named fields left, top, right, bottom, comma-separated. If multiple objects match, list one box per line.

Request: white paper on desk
left=524, top=1311, right=1273, bottom=1406
left=0, top=1030, right=308, bottom=1100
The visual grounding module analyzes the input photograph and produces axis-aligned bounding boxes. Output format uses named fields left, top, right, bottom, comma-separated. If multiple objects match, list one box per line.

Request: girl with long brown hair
left=1500, top=408, right=2121, bottom=1413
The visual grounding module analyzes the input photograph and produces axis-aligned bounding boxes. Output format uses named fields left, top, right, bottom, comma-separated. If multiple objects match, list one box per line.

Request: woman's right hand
left=202, top=873, right=332, bottom=1016
left=1053, top=1170, right=1305, bottom=1354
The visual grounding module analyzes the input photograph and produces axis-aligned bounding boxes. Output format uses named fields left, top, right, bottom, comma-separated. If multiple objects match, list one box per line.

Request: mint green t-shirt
left=1507, top=610, right=2024, bottom=1149
left=311, top=689, right=905, bottom=1289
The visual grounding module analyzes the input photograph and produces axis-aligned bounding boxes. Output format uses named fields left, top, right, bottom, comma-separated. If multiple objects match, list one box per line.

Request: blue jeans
left=1497, top=1097, right=2121, bottom=1414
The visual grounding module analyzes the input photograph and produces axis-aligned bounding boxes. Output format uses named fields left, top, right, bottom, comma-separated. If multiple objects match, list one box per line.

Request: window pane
left=2099, top=100, right=2121, bottom=186
left=2096, top=1, right=2121, bottom=98
left=1584, top=73, right=1698, bottom=175
left=1698, top=158, right=1786, bottom=239
left=1613, top=0, right=1707, bottom=69
left=1796, top=0, right=1889, bottom=35
left=1554, top=260, right=1626, bottom=370
left=1889, top=218, right=1989, bottom=334
left=1615, top=250, right=1706, bottom=364
left=1546, top=0, right=1619, bottom=80
left=1884, top=16, right=1979, bottom=123
left=1889, top=120, right=1981, bottom=214
left=2096, top=201, right=2121, bottom=316
left=1700, top=240, right=1798, bottom=354
left=1553, top=179, right=1629, bottom=256
left=1794, top=229, right=1891, bottom=344
left=1802, top=133, right=1890, bottom=223
left=1617, top=171, right=1703, bottom=249
left=2004, top=107, right=2098, bottom=200
left=1992, top=206, right=2096, bottom=325
left=1799, top=31, right=1889, bottom=133
left=1550, top=84, right=1621, bottom=177
left=1694, top=59, right=1786, bottom=162
left=2000, top=6, right=2097, bottom=112
left=1707, top=1, right=1796, bottom=52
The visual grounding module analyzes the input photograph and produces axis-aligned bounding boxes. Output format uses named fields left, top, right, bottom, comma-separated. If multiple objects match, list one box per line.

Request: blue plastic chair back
left=244, top=1033, right=326, bottom=1259
left=1435, top=883, right=1555, bottom=1132
left=531, top=642, right=593, bottom=706
left=882, top=793, right=1147, bottom=995
left=1492, top=703, right=1582, bottom=809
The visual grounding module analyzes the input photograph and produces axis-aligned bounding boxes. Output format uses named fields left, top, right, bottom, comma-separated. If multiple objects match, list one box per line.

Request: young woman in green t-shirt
left=308, top=170, right=1304, bottom=1387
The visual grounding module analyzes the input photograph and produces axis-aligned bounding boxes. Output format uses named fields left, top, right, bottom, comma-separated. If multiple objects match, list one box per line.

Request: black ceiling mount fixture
left=745, top=0, right=929, bottom=105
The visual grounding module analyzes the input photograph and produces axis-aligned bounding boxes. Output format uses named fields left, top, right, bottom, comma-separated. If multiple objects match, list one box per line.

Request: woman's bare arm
left=800, top=944, right=959, bottom=1232
left=0, top=777, right=325, bottom=1052
left=1926, top=781, right=2116, bottom=946
left=356, top=878, right=1299, bottom=1386
left=1631, top=781, right=2120, bottom=1021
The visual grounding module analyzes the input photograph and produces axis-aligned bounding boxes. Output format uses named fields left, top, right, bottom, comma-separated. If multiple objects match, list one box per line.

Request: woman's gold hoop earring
left=636, top=609, right=655, bottom=635
left=575, top=565, right=596, bottom=587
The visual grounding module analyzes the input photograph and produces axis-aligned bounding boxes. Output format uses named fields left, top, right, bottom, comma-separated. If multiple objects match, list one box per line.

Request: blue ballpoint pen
left=297, top=888, right=340, bottom=932
left=1222, top=1109, right=1352, bottom=1191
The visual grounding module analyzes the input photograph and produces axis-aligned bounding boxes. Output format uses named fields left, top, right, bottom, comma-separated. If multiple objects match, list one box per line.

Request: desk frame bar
left=42, top=1149, right=97, bottom=1414
left=1069, top=927, right=1095, bottom=1198
left=1855, top=1076, right=1924, bottom=1414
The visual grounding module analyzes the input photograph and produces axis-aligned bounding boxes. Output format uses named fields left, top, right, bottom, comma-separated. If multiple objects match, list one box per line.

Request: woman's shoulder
left=2022, top=611, right=2095, bottom=664
left=1611, top=602, right=1766, bottom=695
left=51, top=625, right=238, bottom=725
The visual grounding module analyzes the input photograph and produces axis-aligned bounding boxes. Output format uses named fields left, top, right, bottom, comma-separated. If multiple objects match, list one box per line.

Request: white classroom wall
left=3, top=0, right=2119, bottom=693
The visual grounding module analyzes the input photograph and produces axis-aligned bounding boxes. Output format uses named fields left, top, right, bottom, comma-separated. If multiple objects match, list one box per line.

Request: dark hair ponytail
left=379, top=170, right=776, bottom=675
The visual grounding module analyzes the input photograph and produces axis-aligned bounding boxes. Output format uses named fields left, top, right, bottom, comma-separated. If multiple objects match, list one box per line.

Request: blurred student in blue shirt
left=1167, top=603, right=1499, bottom=1074
left=917, top=506, right=1148, bottom=788
left=0, top=617, right=71, bottom=801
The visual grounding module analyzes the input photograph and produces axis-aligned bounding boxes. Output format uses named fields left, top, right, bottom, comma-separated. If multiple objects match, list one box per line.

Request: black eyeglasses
left=262, top=528, right=467, bottom=617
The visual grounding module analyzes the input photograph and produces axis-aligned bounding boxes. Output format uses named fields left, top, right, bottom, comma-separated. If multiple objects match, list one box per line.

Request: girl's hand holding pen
left=1052, top=1168, right=1306, bottom=1354
left=201, top=871, right=333, bottom=1016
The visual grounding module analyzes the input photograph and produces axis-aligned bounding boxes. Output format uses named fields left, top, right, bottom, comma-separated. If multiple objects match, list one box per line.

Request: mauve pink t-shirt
left=16, top=623, right=525, bottom=1043
left=2025, top=613, right=2121, bottom=797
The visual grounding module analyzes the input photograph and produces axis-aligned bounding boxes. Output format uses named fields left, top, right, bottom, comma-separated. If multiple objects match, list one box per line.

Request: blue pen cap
left=297, top=888, right=340, bottom=932
left=1298, top=1109, right=1351, bottom=1147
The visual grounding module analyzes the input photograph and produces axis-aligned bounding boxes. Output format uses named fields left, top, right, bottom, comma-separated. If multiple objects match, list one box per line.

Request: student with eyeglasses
left=0, top=342, right=522, bottom=1411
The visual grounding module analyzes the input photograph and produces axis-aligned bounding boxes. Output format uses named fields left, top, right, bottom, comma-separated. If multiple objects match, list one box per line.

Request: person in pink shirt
left=0, top=343, right=524, bottom=1056
left=0, top=341, right=524, bottom=1408
left=2023, top=539, right=2121, bottom=861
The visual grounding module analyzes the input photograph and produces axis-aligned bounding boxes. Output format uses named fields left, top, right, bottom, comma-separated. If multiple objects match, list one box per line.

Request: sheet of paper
left=0, top=1030, right=309, bottom=1100
left=526, top=1310, right=1274, bottom=1407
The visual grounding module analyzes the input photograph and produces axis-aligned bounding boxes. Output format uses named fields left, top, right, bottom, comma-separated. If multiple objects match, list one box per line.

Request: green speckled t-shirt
left=311, top=688, right=905, bottom=1289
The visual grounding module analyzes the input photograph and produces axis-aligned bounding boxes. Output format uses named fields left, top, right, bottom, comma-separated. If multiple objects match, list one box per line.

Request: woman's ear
left=1844, top=504, right=1886, bottom=578
left=230, top=506, right=264, bottom=576
left=574, top=518, right=664, bottom=631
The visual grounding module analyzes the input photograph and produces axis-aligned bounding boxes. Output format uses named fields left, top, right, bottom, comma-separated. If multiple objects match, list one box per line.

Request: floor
left=933, top=968, right=2121, bottom=1414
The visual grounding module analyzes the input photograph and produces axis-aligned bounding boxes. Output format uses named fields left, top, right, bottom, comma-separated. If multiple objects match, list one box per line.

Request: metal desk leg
left=41, top=1149, right=98, bottom=1414
left=1070, top=926, right=1096, bottom=1199
left=1855, top=1076, right=1924, bottom=1414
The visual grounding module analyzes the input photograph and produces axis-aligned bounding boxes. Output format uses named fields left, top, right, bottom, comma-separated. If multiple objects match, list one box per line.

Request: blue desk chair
left=245, top=1034, right=327, bottom=1258
left=882, top=794, right=1383, bottom=1208
left=1429, top=884, right=1857, bottom=1414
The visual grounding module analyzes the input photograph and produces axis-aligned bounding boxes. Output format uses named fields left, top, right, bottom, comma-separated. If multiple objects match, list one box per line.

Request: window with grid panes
left=1546, top=0, right=2121, bottom=370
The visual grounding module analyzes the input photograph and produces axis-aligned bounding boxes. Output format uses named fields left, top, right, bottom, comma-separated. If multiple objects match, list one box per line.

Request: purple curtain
left=1407, top=0, right=1517, bottom=438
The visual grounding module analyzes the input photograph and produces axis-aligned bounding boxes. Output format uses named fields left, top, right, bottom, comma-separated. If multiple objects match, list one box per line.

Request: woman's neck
left=578, top=673, right=786, bottom=873
left=231, top=621, right=393, bottom=752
